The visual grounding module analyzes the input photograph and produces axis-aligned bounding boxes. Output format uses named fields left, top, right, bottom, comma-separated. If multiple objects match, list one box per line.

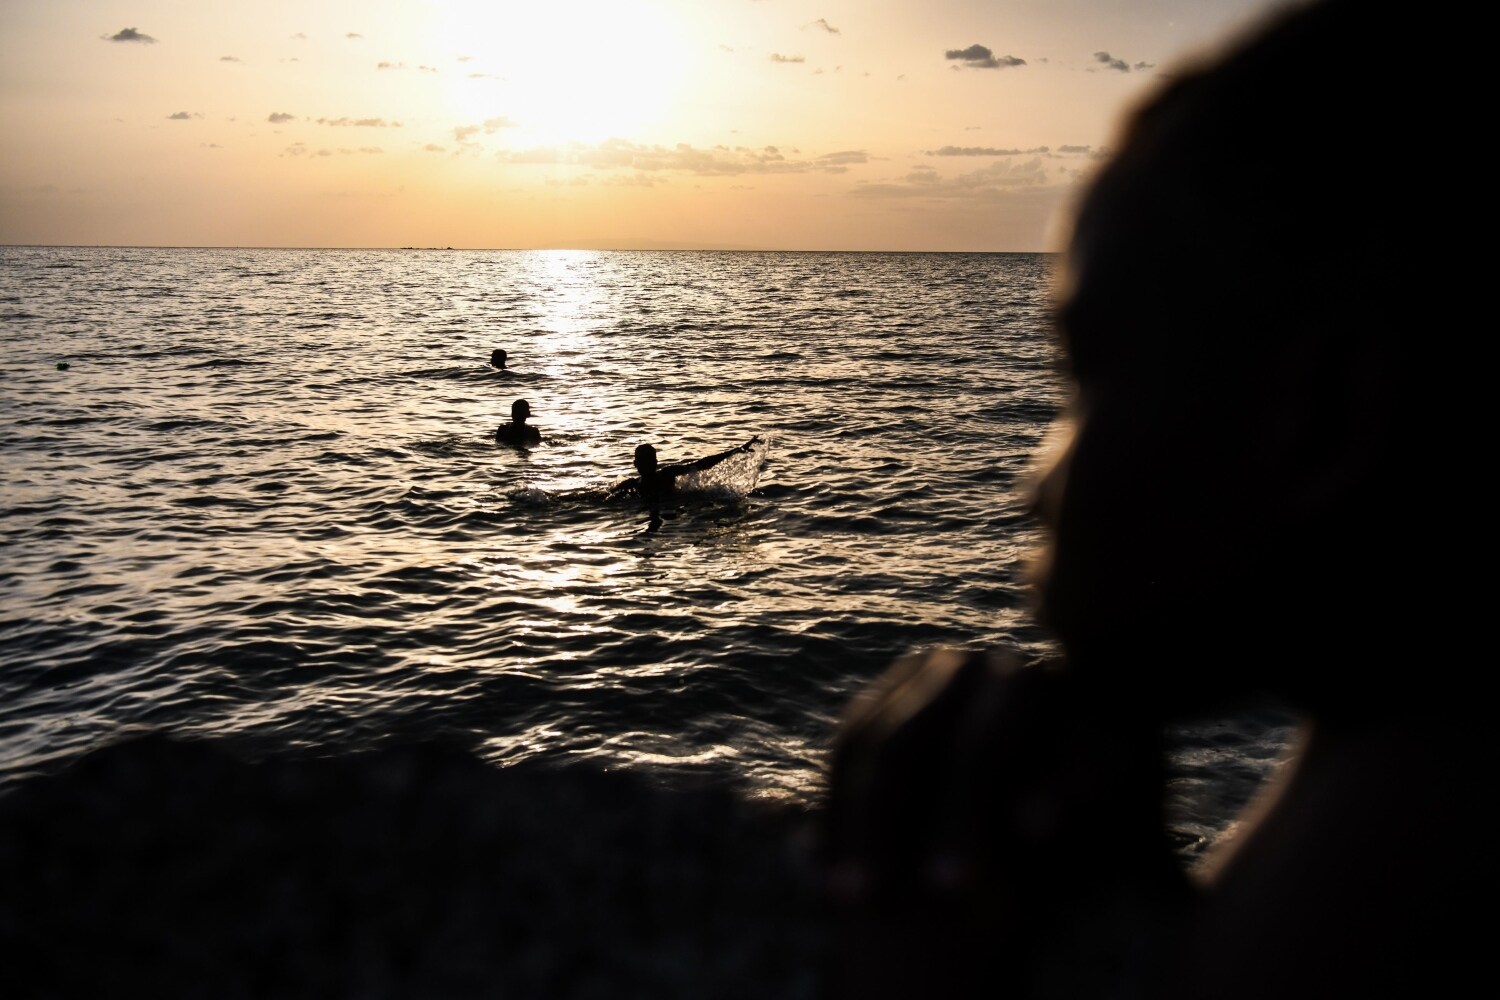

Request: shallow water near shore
left=0, top=246, right=1290, bottom=851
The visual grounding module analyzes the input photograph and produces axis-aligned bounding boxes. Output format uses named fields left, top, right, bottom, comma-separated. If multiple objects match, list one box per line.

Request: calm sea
left=0, top=246, right=1290, bottom=853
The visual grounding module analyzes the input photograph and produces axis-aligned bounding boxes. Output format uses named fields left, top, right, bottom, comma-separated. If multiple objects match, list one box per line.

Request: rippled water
left=0, top=246, right=1287, bottom=846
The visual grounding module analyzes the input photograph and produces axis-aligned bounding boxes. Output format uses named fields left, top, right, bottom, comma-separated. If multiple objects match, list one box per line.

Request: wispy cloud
left=105, top=27, right=156, bottom=44
left=291, top=33, right=307, bottom=40
left=283, top=143, right=386, bottom=159
left=377, top=61, right=404, bottom=70
left=806, top=18, right=840, bottom=34
left=945, top=44, right=1025, bottom=69
left=424, top=144, right=446, bottom=153
left=219, top=56, right=240, bottom=62
left=454, top=117, right=520, bottom=142
left=498, top=139, right=866, bottom=177
left=852, top=157, right=1051, bottom=198
left=268, top=112, right=295, bottom=124
left=346, top=33, right=362, bottom=40
left=316, top=117, right=401, bottom=127
left=166, top=111, right=199, bottom=120
left=1093, top=51, right=1130, bottom=72
left=926, top=145, right=1050, bottom=156
left=770, top=53, right=805, bottom=64
left=602, top=173, right=661, bottom=187
left=818, top=150, right=868, bottom=166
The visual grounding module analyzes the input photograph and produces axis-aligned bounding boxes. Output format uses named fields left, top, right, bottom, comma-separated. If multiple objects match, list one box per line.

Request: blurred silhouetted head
left=1029, top=0, right=1417, bottom=716
left=634, top=444, right=658, bottom=476
left=491, top=349, right=507, bottom=369
left=511, top=399, right=531, bottom=423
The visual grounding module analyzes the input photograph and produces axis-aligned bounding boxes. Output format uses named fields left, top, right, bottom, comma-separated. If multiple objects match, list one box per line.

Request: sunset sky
left=2, top=0, right=1291, bottom=251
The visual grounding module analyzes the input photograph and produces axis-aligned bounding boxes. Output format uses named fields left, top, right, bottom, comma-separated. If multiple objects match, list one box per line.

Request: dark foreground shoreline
left=0, top=735, right=825, bottom=999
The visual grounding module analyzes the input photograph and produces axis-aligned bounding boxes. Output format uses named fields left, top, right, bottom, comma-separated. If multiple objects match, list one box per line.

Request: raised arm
left=668, top=436, right=761, bottom=476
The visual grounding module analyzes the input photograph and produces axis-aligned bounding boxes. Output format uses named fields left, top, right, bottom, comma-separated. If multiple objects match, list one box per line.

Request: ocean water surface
left=0, top=246, right=1289, bottom=852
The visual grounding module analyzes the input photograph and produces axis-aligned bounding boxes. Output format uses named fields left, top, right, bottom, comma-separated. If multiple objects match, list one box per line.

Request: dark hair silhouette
left=828, top=3, right=1470, bottom=998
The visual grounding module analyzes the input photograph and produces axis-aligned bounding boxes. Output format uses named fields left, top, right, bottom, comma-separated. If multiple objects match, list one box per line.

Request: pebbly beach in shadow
left=0, top=733, right=826, bottom=999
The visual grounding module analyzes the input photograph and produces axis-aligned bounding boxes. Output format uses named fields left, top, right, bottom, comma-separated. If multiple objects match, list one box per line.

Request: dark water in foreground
left=0, top=246, right=1290, bottom=851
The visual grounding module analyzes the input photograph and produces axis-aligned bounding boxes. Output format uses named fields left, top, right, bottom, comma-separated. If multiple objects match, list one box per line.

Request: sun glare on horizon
left=433, top=0, right=692, bottom=145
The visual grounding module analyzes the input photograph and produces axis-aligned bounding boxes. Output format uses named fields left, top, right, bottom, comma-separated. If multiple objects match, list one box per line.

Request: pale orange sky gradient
left=1, top=0, right=1293, bottom=251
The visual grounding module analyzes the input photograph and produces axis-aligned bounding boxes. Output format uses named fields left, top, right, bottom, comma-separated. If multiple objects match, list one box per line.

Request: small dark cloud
left=220, top=56, right=240, bottom=62
left=719, top=44, right=734, bottom=53
left=1057, top=144, right=1091, bottom=154
left=347, top=33, right=362, bottom=40
left=291, top=33, right=307, bottom=40
left=166, top=111, right=199, bottom=120
left=201, top=143, right=221, bottom=149
left=456, top=55, right=472, bottom=62
left=106, top=27, right=156, bottom=44
left=418, top=65, right=438, bottom=73
left=945, top=44, right=1025, bottom=69
left=806, top=19, right=840, bottom=34
left=268, top=112, right=295, bottom=124
left=1093, top=51, right=1130, bottom=72
left=377, top=61, right=404, bottom=70
left=770, top=53, right=805, bottom=64
left=819, top=150, right=867, bottom=165
left=1134, top=61, right=1155, bottom=71
left=424, top=144, right=446, bottom=153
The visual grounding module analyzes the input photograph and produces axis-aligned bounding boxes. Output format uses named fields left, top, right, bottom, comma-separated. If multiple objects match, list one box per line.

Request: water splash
left=673, top=437, right=770, bottom=497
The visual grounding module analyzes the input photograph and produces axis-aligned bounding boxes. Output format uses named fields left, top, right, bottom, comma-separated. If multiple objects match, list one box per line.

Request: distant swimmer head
left=511, top=398, right=532, bottom=423
left=634, top=443, right=658, bottom=475
left=490, top=349, right=508, bottom=369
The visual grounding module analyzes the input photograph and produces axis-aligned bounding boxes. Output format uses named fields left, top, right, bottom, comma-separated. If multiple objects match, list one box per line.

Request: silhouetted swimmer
left=607, top=438, right=760, bottom=532
left=490, top=349, right=508, bottom=370
left=495, top=398, right=540, bottom=447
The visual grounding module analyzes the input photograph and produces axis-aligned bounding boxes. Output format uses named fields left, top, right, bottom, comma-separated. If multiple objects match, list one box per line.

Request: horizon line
left=2, top=242, right=1059, bottom=254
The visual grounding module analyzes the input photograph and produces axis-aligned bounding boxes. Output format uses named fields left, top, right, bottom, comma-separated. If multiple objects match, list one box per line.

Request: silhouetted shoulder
left=495, top=424, right=541, bottom=447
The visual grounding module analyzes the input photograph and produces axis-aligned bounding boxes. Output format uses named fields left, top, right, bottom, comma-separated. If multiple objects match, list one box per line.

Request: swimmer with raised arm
left=494, top=398, right=540, bottom=447
left=608, top=438, right=761, bottom=530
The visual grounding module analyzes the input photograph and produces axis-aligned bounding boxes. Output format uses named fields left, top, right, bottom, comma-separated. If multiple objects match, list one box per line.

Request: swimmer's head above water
left=633, top=443, right=658, bottom=477
left=496, top=398, right=540, bottom=447
left=490, top=349, right=507, bottom=370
